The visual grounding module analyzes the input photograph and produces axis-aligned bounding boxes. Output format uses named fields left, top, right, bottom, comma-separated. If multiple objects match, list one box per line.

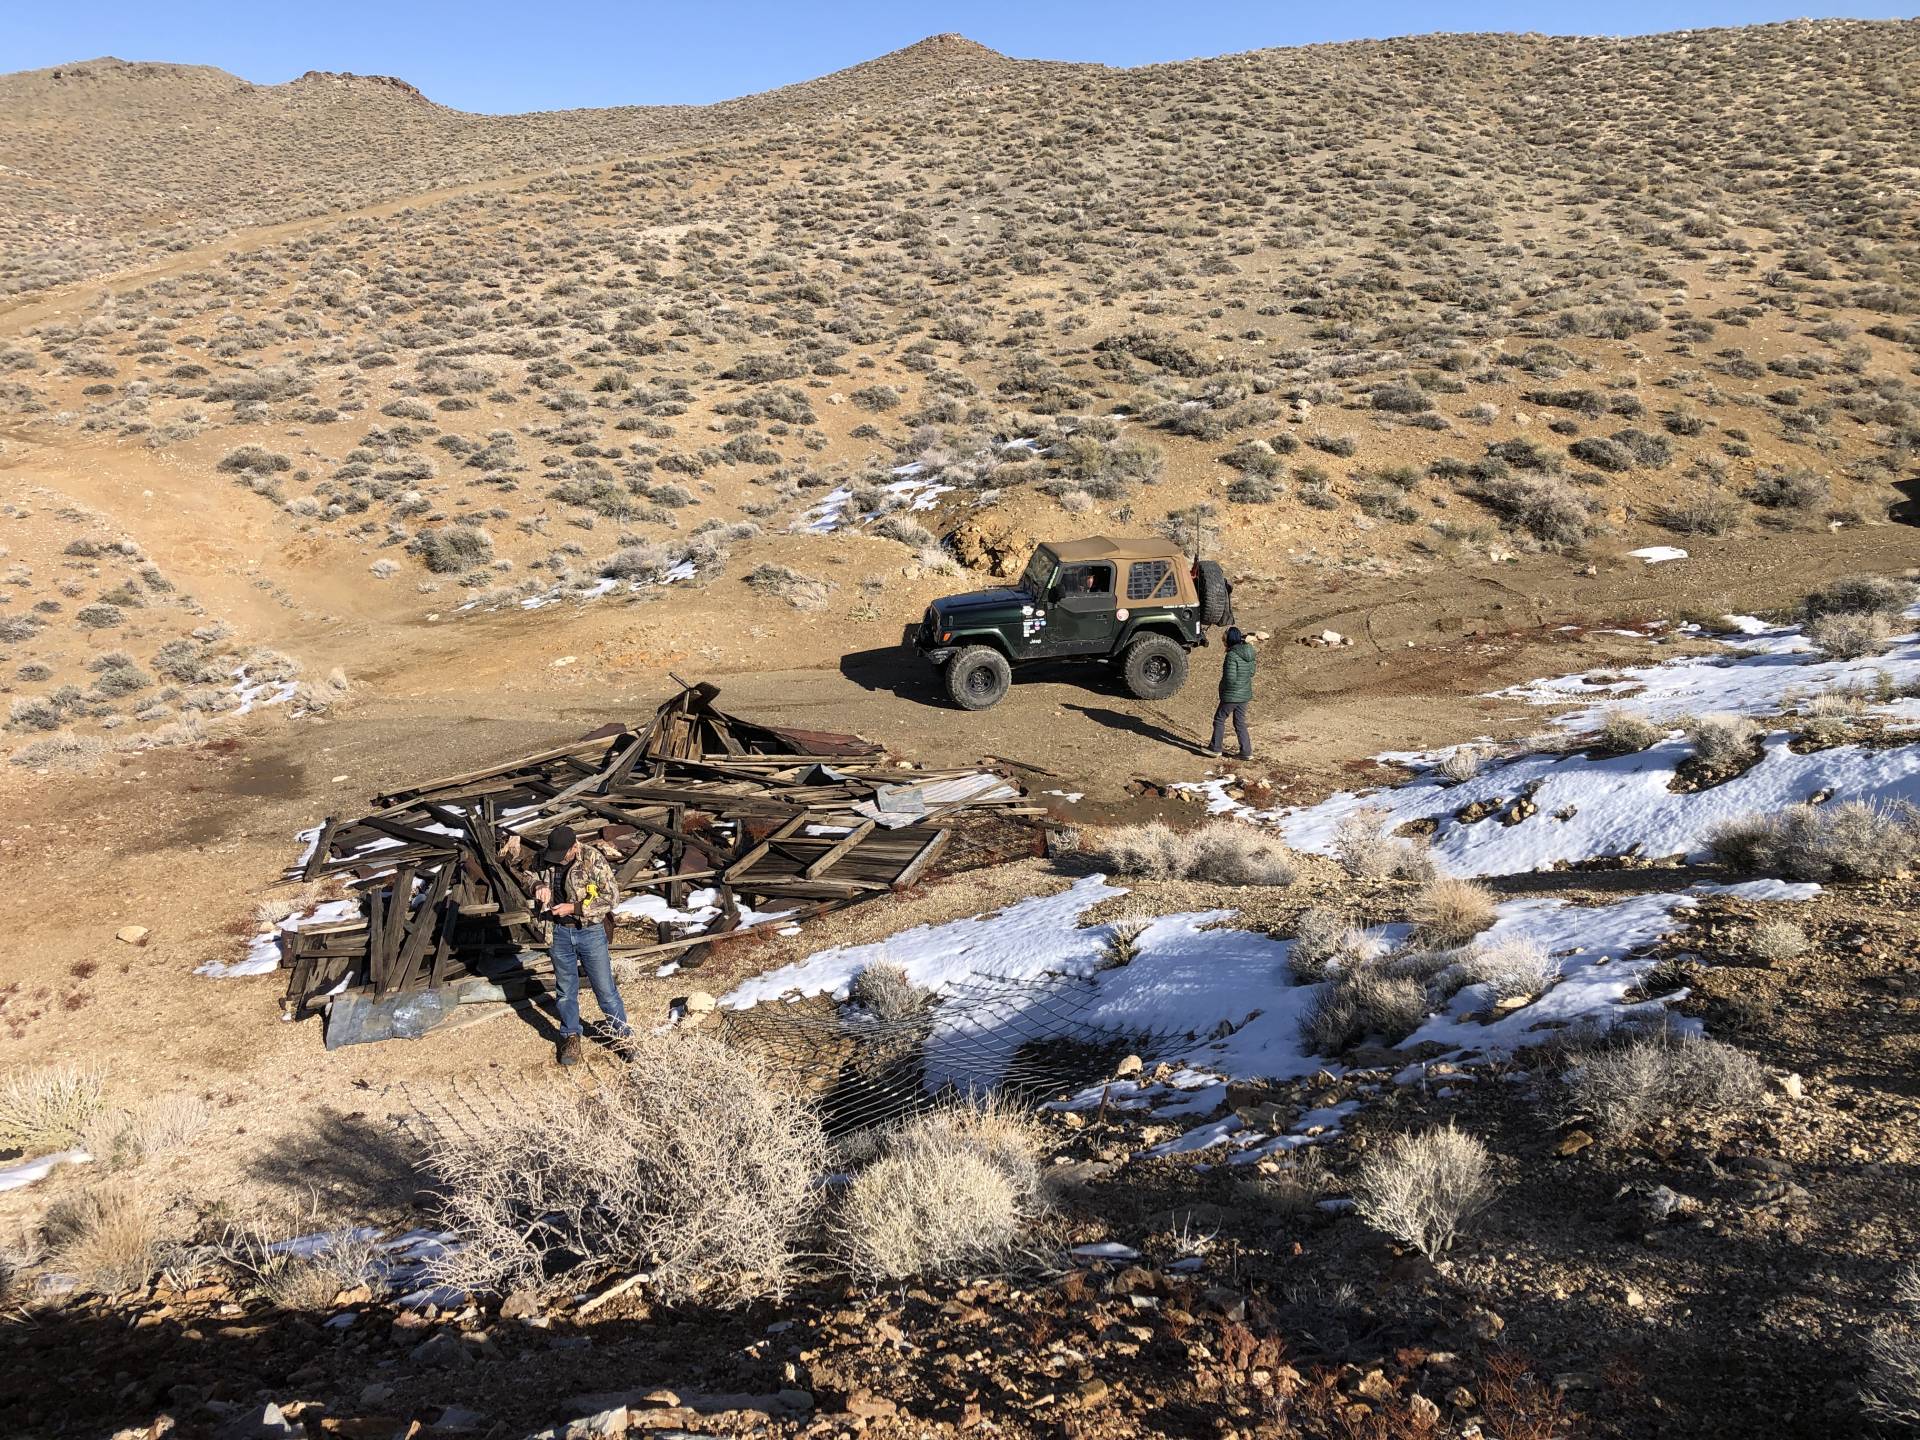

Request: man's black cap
left=539, top=824, right=578, bottom=865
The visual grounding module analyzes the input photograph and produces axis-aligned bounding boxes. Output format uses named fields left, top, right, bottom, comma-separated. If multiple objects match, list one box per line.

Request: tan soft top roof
left=1044, top=535, right=1185, bottom=564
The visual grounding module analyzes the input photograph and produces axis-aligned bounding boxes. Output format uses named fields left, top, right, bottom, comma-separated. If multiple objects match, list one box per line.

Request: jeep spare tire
left=1121, top=633, right=1189, bottom=701
left=1194, top=560, right=1232, bottom=627
left=945, top=645, right=1012, bottom=710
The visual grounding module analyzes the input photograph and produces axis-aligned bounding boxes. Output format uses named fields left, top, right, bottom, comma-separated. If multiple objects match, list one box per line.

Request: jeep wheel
left=1195, top=560, right=1232, bottom=627
left=945, top=646, right=1012, bottom=710
left=1122, top=634, right=1189, bottom=700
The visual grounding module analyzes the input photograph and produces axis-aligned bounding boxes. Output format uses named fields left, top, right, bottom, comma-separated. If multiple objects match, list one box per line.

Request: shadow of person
left=1064, top=703, right=1211, bottom=756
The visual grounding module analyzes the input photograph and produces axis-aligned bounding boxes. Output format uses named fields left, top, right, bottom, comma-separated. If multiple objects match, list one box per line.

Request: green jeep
left=910, top=536, right=1232, bottom=710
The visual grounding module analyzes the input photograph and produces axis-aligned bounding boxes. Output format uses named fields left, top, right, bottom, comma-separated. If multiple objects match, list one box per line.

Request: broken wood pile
left=278, top=681, right=1037, bottom=1042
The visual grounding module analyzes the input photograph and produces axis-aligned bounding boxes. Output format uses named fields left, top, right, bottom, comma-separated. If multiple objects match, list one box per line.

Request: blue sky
left=5, top=2, right=1900, bottom=113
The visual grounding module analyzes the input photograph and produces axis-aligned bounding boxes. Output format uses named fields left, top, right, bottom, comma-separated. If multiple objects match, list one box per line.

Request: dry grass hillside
left=1, top=21, right=1916, bottom=761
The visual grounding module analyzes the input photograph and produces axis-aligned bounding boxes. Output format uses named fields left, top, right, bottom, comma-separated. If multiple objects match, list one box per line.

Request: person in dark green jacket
left=1208, top=627, right=1255, bottom=760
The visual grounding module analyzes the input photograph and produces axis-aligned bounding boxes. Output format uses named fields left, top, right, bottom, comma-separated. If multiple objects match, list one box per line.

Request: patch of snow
left=1627, top=546, right=1688, bottom=564
left=202, top=898, right=360, bottom=979
left=0, top=1149, right=90, bottom=1193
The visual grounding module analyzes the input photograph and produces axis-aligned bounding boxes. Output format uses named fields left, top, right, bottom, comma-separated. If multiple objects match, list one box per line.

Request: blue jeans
left=551, top=922, right=629, bottom=1037
left=1210, top=701, right=1252, bottom=757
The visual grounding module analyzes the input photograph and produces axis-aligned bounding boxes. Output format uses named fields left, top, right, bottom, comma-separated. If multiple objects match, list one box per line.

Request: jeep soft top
left=909, top=536, right=1232, bottom=710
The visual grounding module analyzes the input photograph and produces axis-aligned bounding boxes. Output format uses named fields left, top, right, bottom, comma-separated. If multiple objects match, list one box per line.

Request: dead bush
left=81, top=1093, right=210, bottom=1169
left=1436, top=746, right=1489, bottom=783
left=1352, top=1124, right=1498, bottom=1260
left=46, top=1184, right=159, bottom=1295
left=1806, top=611, right=1892, bottom=658
left=1301, top=968, right=1428, bottom=1054
left=0, top=1065, right=104, bottom=1152
left=1455, top=939, right=1557, bottom=1001
left=847, top=962, right=933, bottom=1023
left=1100, top=911, right=1154, bottom=967
left=426, top=1035, right=826, bottom=1304
left=1683, top=712, right=1759, bottom=771
left=1596, top=710, right=1663, bottom=754
left=1710, top=800, right=1920, bottom=882
left=1331, top=808, right=1436, bottom=881
left=743, top=563, right=833, bottom=610
left=219, top=1222, right=379, bottom=1311
left=1864, top=1265, right=1920, bottom=1427
left=1802, top=573, right=1916, bottom=622
left=1102, top=820, right=1296, bottom=885
left=1749, top=919, right=1810, bottom=964
left=1286, top=906, right=1365, bottom=984
left=1410, top=877, right=1497, bottom=948
left=838, top=1100, right=1048, bottom=1282
left=1563, top=1030, right=1766, bottom=1138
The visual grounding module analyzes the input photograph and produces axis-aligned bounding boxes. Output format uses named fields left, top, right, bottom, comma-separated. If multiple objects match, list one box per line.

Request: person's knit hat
left=1225, top=626, right=1246, bottom=647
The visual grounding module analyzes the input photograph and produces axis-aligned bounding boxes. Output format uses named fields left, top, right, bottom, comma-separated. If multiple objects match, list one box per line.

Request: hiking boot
left=557, top=1034, right=583, bottom=1067
left=1205, top=748, right=1222, bottom=759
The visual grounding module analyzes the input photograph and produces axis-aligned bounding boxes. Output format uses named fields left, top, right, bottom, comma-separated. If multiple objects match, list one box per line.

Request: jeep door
left=1045, top=561, right=1119, bottom=654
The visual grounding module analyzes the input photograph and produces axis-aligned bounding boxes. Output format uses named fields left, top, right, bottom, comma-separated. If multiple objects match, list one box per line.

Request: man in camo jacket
left=512, top=823, right=628, bottom=1066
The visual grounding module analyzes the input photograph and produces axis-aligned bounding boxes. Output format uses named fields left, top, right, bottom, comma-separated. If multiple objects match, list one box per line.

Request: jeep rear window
left=1127, top=559, right=1173, bottom=600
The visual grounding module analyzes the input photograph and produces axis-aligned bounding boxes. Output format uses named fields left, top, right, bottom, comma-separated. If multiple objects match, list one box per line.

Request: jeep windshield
left=1017, top=546, right=1057, bottom=599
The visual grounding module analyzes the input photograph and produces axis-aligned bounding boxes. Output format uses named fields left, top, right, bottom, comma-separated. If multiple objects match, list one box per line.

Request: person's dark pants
left=552, top=922, right=629, bottom=1037
left=1210, top=701, right=1252, bottom=758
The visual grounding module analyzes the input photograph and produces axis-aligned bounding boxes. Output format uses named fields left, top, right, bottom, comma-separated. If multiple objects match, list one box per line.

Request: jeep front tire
left=1121, top=633, right=1188, bottom=700
left=945, top=645, right=1012, bottom=710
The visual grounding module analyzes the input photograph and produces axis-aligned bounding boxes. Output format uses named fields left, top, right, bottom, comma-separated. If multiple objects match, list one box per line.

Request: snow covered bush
left=1711, top=800, right=1920, bottom=882
left=1563, top=1031, right=1765, bottom=1139
left=1410, top=877, right=1497, bottom=948
left=426, top=1035, right=826, bottom=1304
left=1353, top=1125, right=1498, bottom=1260
left=838, top=1099, right=1048, bottom=1282
left=1331, top=807, right=1437, bottom=881
left=1864, top=1265, right=1920, bottom=1426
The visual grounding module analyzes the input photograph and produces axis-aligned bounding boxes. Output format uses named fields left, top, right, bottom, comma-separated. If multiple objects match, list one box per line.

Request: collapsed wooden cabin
left=277, top=680, right=1037, bottom=1046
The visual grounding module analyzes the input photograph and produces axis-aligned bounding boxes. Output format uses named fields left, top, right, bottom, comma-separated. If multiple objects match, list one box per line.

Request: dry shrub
left=1301, top=968, right=1428, bottom=1055
left=1103, top=820, right=1187, bottom=879
left=46, top=1184, right=159, bottom=1295
left=1286, top=906, right=1366, bottom=984
left=218, top=1223, right=379, bottom=1310
left=1749, top=919, right=1810, bottom=964
left=1102, top=820, right=1296, bottom=886
left=1802, top=573, right=1917, bottom=622
left=1410, top=877, right=1497, bottom=948
left=81, top=1093, right=210, bottom=1170
left=1455, top=939, right=1557, bottom=1001
left=1331, top=808, right=1436, bottom=881
left=426, top=1034, right=826, bottom=1304
left=1596, top=710, right=1663, bottom=754
left=838, top=1099, right=1048, bottom=1282
left=1864, top=1265, right=1920, bottom=1426
left=1683, top=712, right=1760, bottom=770
left=1710, top=800, right=1920, bottom=882
left=1352, top=1124, right=1498, bottom=1260
left=743, top=563, right=832, bottom=610
left=1236, top=1148, right=1331, bottom=1216
left=1436, top=745, right=1489, bottom=783
left=847, top=962, right=933, bottom=1023
left=1563, top=1030, right=1765, bottom=1138
left=0, top=1065, right=104, bottom=1152
left=1101, top=911, right=1154, bottom=967
left=1806, top=611, right=1892, bottom=659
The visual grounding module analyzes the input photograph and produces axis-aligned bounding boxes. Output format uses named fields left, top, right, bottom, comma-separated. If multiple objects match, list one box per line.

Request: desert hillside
left=0, top=21, right=1918, bottom=1440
